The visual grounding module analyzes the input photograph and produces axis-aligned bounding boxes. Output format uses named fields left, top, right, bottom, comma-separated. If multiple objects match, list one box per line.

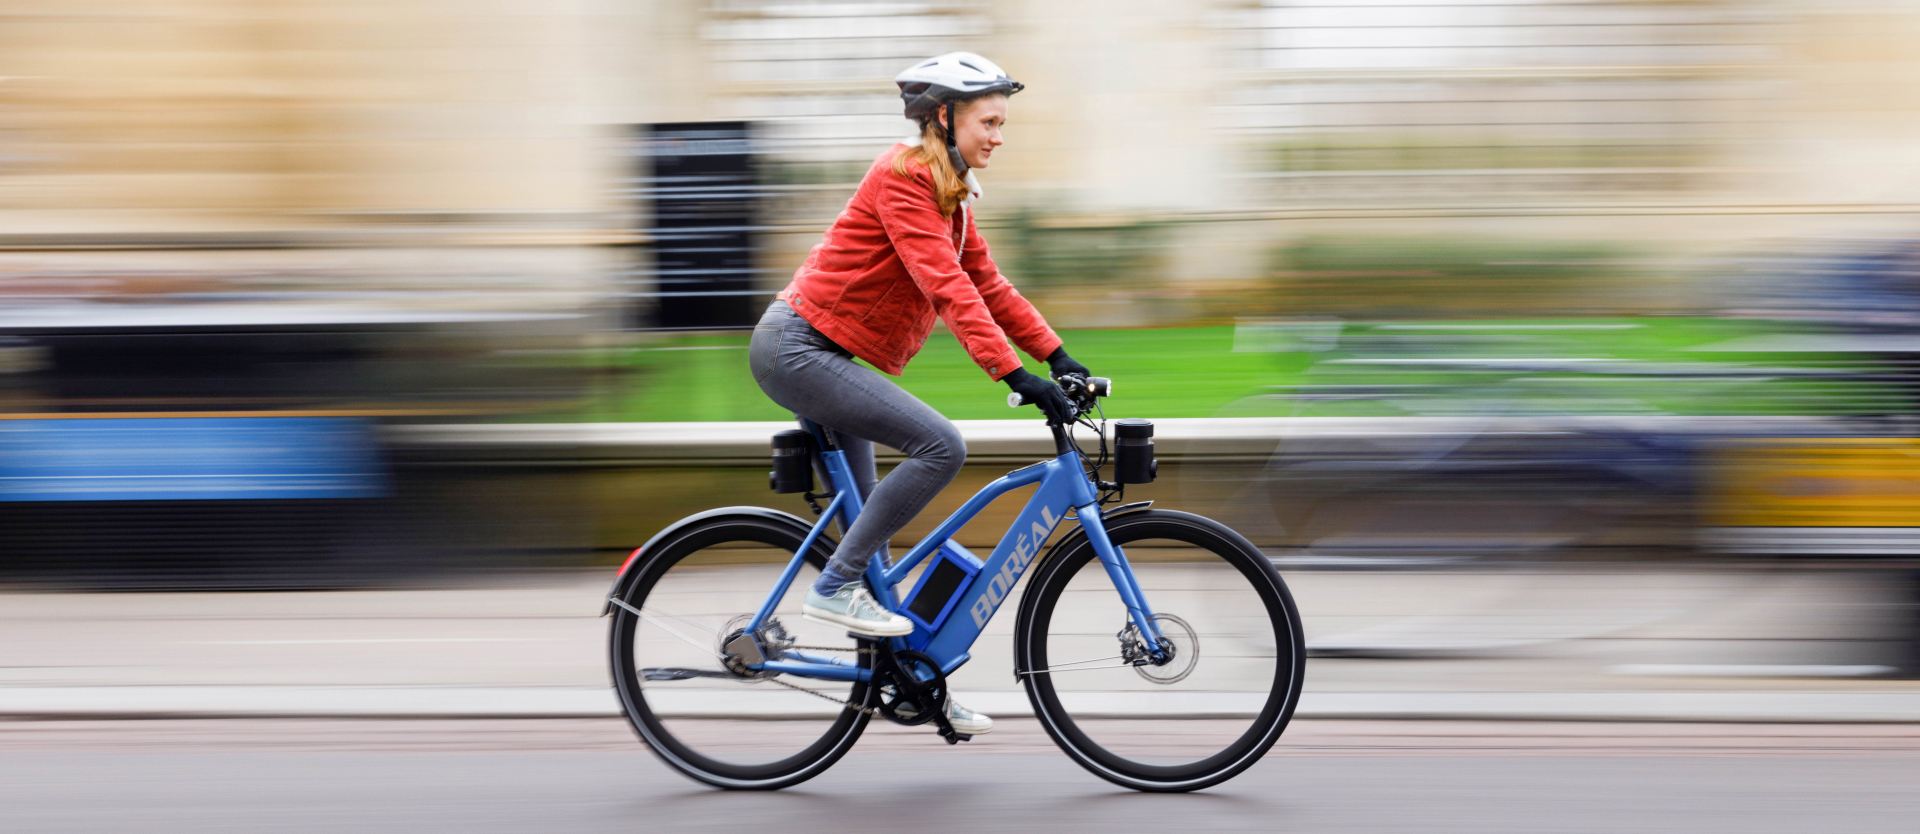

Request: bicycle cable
left=1014, top=655, right=1131, bottom=676
left=1069, top=397, right=1126, bottom=506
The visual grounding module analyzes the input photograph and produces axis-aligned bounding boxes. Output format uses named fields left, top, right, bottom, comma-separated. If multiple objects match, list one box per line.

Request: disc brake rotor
left=1133, top=613, right=1199, bottom=685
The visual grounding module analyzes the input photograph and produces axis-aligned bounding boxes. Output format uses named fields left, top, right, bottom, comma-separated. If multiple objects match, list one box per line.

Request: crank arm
left=640, top=667, right=738, bottom=681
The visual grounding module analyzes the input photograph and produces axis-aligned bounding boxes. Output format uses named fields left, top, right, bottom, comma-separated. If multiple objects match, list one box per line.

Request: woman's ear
left=938, top=101, right=962, bottom=136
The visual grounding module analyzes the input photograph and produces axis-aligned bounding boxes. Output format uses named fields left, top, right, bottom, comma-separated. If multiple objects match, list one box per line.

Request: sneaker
left=803, top=582, right=912, bottom=637
left=944, top=697, right=993, bottom=735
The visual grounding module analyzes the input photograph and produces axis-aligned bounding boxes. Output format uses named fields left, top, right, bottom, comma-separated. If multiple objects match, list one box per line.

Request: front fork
left=1075, top=506, right=1170, bottom=661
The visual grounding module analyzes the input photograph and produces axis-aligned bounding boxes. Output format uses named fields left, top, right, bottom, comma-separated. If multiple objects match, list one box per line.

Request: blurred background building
left=6, top=1, right=1919, bottom=313
left=6, top=0, right=1920, bottom=610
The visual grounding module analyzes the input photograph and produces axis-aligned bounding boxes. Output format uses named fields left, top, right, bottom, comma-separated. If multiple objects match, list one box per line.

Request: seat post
left=797, top=416, right=837, bottom=452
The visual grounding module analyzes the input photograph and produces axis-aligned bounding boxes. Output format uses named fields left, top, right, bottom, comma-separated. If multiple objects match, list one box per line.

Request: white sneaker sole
left=947, top=716, right=993, bottom=735
left=881, top=701, right=993, bottom=735
left=802, top=607, right=912, bottom=638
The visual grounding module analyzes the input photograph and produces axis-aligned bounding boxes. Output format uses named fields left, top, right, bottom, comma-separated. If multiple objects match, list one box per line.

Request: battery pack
left=901, top=540, right=983, bottom=631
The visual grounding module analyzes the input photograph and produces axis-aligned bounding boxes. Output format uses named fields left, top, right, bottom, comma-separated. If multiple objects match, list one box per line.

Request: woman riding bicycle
left=748, top=52, right=1090, bottom=737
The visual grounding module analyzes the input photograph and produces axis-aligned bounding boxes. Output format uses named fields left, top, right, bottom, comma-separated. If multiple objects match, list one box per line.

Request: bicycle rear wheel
left=1015, top=509, right=1305, bottom=792
left=608, top=515, right=872, bottom=790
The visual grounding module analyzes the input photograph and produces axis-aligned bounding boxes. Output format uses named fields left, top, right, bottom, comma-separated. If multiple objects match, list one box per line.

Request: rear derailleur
left=718, top=616, right=796, bottom=680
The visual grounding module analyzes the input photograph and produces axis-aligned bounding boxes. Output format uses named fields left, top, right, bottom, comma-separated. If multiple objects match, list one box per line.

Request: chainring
left=874, top=649, right=947, bottom=726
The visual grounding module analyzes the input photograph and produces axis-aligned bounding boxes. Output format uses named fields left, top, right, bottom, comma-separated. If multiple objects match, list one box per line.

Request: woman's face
left=949, top=94, right=1008, bottom=170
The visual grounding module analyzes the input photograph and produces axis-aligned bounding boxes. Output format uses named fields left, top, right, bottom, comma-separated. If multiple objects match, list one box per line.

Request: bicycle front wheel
left=1015, top=509, right=1305, bottom=792
left=608, top=515, right=872, bottom=790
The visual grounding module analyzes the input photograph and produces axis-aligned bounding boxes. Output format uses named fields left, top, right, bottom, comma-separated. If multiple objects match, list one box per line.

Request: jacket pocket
left=858, top=279, right=906, bottom=324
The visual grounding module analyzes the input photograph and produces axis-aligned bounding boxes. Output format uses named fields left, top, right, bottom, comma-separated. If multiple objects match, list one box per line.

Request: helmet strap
left=943, top=100, right=969, bottom=174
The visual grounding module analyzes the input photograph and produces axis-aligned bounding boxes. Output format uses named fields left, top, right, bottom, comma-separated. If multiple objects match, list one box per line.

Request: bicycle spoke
left=610, top=519, right=870, bottom=787
left=610, top=597, right=727, bottom=661
left=1018, top=511, right=1304, bottom=791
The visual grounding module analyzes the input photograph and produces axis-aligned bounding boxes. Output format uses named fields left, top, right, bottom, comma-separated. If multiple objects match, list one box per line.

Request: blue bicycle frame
left=745, top=419, right=1166, bottom=683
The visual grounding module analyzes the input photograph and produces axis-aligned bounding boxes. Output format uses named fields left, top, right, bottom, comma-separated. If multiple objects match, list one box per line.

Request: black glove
left=1003, top=367, right=1075, bottom=425
left=1046, top=347, right=1090, bottom=381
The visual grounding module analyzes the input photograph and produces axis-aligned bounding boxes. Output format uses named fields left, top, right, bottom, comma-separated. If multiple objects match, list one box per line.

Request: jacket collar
left=902, top=136, right=983, bottom=202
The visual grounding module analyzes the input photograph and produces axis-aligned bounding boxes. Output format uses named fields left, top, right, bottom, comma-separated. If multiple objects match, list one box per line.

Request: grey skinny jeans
left=749, top=300, right=967, bottom=593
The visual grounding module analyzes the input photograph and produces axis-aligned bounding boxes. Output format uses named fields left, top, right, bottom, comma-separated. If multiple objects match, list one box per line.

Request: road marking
left=194, top=638, right=553, bottom=646
left=1610, top=664, right=1895, bottom=679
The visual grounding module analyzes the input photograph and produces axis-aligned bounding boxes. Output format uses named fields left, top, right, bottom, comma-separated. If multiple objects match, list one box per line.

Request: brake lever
left=1052, top=373, right=1092, bottom=414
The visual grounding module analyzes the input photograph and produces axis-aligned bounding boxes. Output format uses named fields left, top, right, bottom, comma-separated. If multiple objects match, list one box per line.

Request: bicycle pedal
left=942, top=732, right=972, bottom=745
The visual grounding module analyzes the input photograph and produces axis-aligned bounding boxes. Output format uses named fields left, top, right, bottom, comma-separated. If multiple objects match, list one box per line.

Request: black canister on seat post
left=769, top=429, right=815, bottom=493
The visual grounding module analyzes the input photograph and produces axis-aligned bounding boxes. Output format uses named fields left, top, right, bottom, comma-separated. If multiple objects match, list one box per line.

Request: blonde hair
left=890, top=99, right=989, bottom=218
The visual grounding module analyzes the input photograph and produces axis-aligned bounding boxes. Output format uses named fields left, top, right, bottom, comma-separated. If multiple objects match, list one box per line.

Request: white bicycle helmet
left=895, top=52, right=1024, bottom=172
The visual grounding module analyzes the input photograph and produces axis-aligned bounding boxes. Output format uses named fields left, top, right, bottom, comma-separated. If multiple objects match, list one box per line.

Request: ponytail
left=891, top=110, right=973, bottom=217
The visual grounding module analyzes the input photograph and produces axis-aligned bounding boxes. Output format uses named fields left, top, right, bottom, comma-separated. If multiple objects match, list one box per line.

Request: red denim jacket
left=778, top=145, right=1061, bottom=379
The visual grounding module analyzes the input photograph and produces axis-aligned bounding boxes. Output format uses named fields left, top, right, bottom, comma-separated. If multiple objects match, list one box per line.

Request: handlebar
left=1008, top=373, right=1113, bottom=454
left=1008, top=373, right=1112, bottom=413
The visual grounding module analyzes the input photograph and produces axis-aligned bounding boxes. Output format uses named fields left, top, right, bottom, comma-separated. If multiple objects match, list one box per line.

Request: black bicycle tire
left=608, top=516, right=873, bottom=790
left=1015, top=509, right=1305, bottom=792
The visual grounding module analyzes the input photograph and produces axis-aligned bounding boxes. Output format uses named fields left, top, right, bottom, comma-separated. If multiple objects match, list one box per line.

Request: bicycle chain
left=760, top=642, right=878, bottom=716
left=763, top=672, right=879, bottom=716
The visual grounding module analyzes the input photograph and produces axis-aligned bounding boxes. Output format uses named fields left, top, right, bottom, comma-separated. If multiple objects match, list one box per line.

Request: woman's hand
left=1003, top=367, right=1076, bottom=424
left=1046, top=347, right=1090, bottom=381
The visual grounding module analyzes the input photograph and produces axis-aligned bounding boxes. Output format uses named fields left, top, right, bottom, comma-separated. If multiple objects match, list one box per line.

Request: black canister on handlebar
left=1113, top=419, right=1157, bottom=484
left=769, top=429, right=815, bottom=494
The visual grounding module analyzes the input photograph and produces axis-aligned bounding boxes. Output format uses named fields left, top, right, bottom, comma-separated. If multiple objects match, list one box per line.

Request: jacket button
left=990, top=366, right=999, bottom=375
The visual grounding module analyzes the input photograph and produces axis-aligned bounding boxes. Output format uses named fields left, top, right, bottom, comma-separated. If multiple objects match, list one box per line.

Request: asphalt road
left=5, top=719, right=1919, bottom=833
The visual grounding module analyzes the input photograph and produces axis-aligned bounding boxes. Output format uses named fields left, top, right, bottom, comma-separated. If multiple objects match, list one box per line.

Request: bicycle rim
left=609, top=517, right=871, bottom=789
left=1017, top=511, right=1304, bottom=792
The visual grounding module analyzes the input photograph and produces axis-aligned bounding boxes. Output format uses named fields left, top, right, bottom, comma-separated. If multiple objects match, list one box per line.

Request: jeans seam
left=751, top=324, right=786, bottom=385
left=813, top=356, right=949, bottom=458
left=757, top=308, right=960, bottom=584
left=805, top=356, right=959, bottom=575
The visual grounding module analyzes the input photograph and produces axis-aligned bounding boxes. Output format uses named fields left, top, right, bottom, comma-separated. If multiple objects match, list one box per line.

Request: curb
left=8, top=687, right=1920, bottom=723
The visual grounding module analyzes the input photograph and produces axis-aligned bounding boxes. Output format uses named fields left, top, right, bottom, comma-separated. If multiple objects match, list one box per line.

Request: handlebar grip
left=1011, top=376, right=1111, bottom=408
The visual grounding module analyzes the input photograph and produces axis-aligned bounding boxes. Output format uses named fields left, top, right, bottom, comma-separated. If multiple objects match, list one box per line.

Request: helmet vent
left=956, top=59, right=983, bottom=72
